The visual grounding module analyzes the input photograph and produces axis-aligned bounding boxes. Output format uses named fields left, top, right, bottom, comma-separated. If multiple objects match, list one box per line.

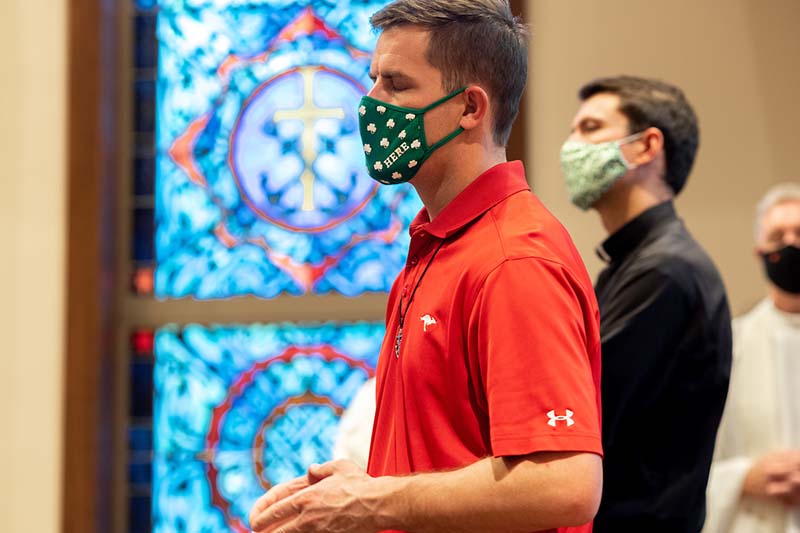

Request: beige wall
left=0, top=1, right=66, bottom=532
left=527, top=0, right=800, bottom=316
left=0, top=1, right=796, bottom=530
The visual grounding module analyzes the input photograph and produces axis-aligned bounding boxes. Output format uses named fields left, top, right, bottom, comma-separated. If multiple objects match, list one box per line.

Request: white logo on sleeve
left=420, top=314, right=437, bottom=332
left=547, top=409, right=575, bottom=427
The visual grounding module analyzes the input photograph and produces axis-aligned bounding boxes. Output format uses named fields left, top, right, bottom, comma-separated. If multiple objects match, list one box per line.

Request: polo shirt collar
left=409, top=161, right=529, bottom=239
left=596, top=200, right=677, bottom=264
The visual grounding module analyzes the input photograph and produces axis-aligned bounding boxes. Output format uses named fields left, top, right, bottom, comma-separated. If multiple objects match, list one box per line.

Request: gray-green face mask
left=560, top=132, right=644, bottom=210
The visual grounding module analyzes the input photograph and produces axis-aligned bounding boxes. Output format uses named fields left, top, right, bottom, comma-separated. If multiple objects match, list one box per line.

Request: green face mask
left=560, top=132, right=643, bottom=210
left=358, top=86, right=467, bottom=185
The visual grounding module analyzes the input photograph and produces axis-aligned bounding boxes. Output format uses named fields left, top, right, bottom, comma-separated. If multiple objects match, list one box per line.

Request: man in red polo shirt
left=249, top=1, right=603, bottom=532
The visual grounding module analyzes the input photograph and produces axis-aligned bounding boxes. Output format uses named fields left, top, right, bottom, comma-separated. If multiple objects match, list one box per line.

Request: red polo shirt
left=367, top=161, right=602, bottom=533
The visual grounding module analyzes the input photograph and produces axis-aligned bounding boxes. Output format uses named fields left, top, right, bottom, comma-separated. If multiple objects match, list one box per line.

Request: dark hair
left=579, top=75, right=699, bottom=195
left=371, top=0, right=529, bottom=146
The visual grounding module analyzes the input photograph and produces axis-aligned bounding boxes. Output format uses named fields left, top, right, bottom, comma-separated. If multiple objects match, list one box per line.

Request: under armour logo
left=420, top=314, right=437, bottom=332
left=547, top=409, right=575, bottom=427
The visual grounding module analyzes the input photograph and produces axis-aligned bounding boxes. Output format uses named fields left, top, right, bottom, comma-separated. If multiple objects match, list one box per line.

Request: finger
left=308, top=459, right=361, bottom=483
left=778, top=491, right=800, bottom=508
left=259, top=516, right=303, bottom=533
left=308, top=460, right=349, bottom=483
left=766, top=461, right=795, bottom=480
left=250, top=477, right=309, bottom=524
left=766, top=480, right=792, bottom=497
left=308, top=461, right=335, bottom=483
left=250, top=493, right=303, bottom=532
left=788, top=470, right=800, bottom=487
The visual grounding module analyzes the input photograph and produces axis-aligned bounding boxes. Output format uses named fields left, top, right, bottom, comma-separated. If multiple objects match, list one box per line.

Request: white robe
left=332, top=377, right=376, bottom=470
left=704, top=299, right=800, bottom=533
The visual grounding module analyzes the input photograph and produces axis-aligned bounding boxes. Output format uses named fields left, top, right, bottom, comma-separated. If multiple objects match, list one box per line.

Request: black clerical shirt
left=593, top=201, right=732, bottom=533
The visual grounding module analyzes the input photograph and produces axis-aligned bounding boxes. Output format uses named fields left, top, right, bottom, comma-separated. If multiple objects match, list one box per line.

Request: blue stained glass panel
left=135, top=0, right=157, bottom=10
left=154, top=0, right=420, bottom=299
left=153, top=321, right=384, bottom=533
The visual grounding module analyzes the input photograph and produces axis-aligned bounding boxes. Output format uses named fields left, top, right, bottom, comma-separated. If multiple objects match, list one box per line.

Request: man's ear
left=459, top=86, right=489, bottom=131
left=629, top=126, right=664, bottom=166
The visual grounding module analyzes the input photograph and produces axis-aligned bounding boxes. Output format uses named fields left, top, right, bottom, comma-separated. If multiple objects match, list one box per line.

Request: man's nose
left=366, top=83, right=383, bottom=100
left=566, top=131, right=583, bottom=143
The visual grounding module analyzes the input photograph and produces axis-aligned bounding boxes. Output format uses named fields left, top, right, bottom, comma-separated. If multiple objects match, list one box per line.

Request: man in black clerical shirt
left=560, top=76, right=732, bottom=533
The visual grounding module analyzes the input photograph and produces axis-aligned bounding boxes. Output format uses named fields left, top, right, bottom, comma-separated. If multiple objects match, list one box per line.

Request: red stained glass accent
left=132, top=266, right=155, bottom=294
left=131, top=329, right=155, bottom=356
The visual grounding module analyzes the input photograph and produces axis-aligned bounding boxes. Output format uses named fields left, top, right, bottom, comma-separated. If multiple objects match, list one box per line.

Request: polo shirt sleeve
left=469, top=257, right=603, bottom=458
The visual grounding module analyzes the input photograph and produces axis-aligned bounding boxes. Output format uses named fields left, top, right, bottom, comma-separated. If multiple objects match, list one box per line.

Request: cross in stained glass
left=273, top=67, right=345, bottom=211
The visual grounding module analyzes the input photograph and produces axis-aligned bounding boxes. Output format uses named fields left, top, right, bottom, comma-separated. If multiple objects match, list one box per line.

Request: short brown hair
left=579, top=76, right=699, bottom=196
left=371, top=0, right=529, bottom=146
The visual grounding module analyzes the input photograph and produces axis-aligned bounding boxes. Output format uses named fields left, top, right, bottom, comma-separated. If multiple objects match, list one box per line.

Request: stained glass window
left=154, top=0, right=418, bottom=299
left=128, top=1, right=412, bottom=531
left=152, top=322, right=383, bottom=533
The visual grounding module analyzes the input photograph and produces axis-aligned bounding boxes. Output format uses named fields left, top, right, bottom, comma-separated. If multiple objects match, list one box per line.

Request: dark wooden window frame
left=63, top=0, right=123, bottom=532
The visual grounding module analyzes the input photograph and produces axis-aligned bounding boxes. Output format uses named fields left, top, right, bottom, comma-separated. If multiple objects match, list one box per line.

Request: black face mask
left=762, top=244, right=800, bottom=294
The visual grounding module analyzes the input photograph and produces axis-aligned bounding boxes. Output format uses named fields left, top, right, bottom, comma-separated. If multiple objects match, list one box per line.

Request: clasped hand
left=743, top=449, right=800, bottom=507
left=249, top=459, right=382, bottom=533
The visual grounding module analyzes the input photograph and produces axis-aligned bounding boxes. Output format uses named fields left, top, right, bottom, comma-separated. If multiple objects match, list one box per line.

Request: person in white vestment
left=705, top=182, right=800, bottom=533
left=331, top=377, right=375, bottom=470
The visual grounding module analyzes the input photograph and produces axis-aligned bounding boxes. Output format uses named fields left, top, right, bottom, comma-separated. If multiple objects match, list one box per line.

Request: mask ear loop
left=617, top=129, right=649, bottom=169
left=417, top=86, right=469, bottom=162
left=420, top=85, right=468, bottom=113
left=618, top=129, right=647, bottom=145
left=426, top=126, right=465, bottom=152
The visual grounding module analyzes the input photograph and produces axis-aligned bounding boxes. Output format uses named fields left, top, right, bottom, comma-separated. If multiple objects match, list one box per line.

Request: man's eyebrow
left=567, top=117, right=591, bottom=132
left=370, top=68, right=411, bottom=80
left=574, top=116, right=603, bottom=129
